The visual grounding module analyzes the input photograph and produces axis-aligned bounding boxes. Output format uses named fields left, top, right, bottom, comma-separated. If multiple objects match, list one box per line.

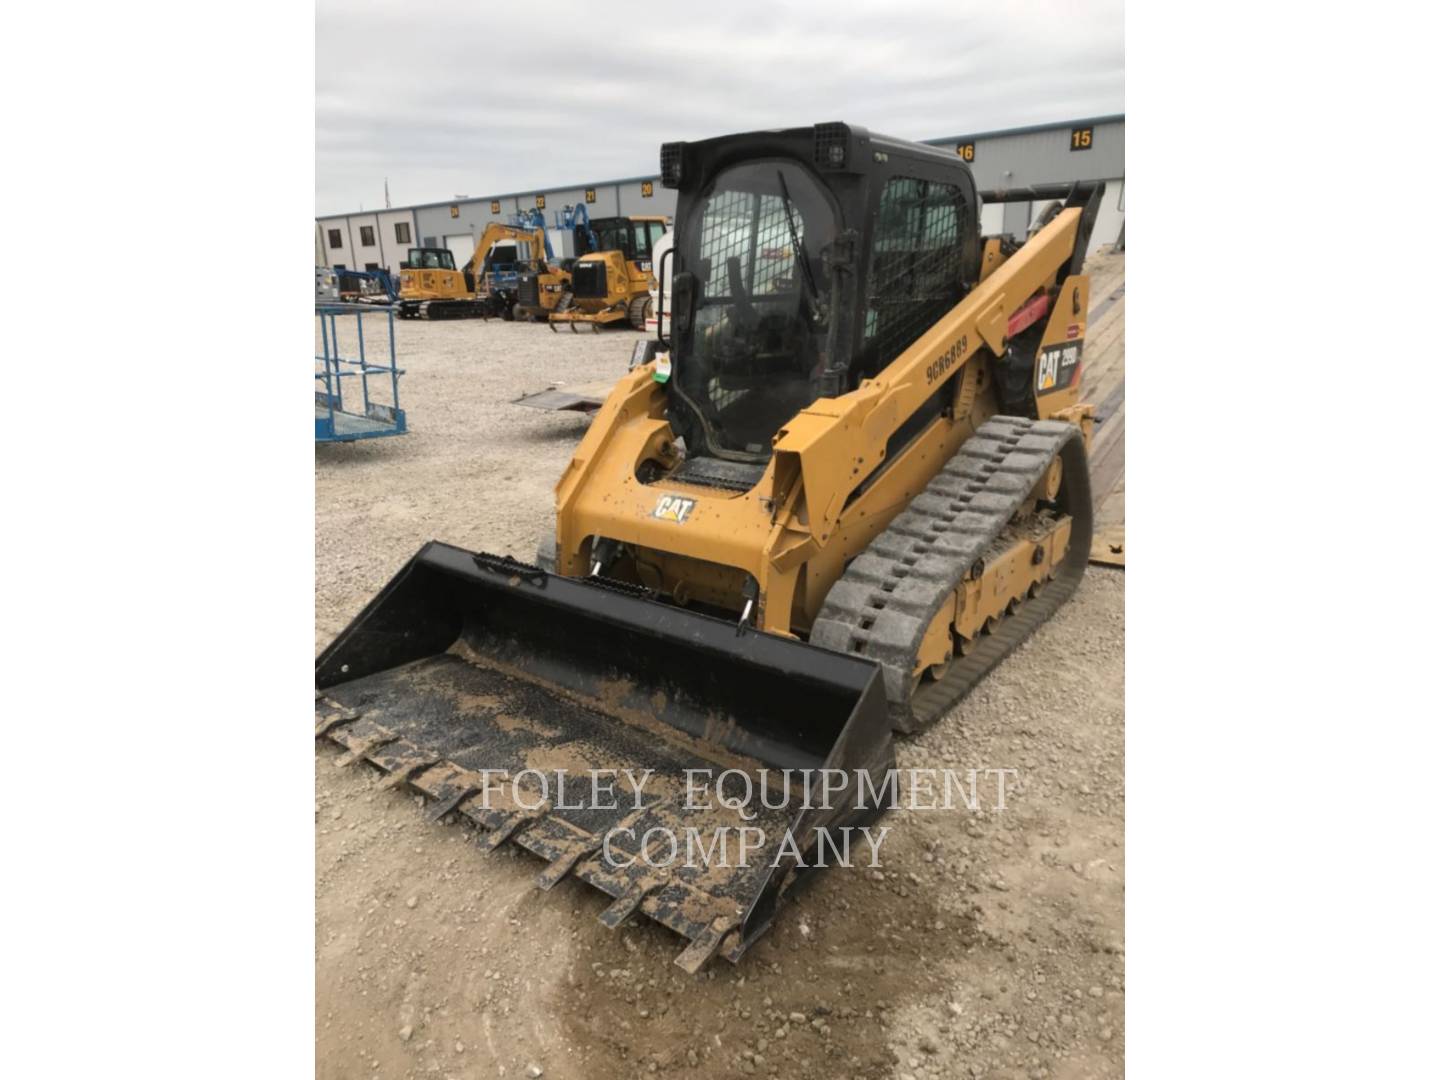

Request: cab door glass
left=633, top=222, right=653, bottom=261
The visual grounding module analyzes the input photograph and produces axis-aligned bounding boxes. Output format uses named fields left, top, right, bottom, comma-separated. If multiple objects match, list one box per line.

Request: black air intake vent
left=571, top=261, right=608, bottom=300
left=516, top=274, right=540, bottom=308
left=669, top=456, right=767, bottom=493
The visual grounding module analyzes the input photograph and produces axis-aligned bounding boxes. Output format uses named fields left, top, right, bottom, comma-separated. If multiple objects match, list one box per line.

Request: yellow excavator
left=394, top=246, right=477, bottom=319
left=316, top=123, right=1103, bottom=971
left=547, top=215, right=669, bottom=331
left=396, top=219, right=559, bottom=320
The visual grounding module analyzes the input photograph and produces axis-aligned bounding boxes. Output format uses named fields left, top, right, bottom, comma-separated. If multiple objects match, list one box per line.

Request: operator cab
left=401, top=248, right=456, bottom=271
left=658, top=123, right=982, bottom=468
left=580, top=217, right=668, bottom=264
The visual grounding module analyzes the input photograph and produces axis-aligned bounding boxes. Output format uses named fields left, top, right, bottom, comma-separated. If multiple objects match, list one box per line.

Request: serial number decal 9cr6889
left=653, top=494, right=696, bottom=523
left=1036, top=343, right=1082, bottom=395
left=925, top=334, right=968, bottom=384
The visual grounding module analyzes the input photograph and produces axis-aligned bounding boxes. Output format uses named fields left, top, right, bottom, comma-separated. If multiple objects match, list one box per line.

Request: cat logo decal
left=652, top=494, right=696, bottom=524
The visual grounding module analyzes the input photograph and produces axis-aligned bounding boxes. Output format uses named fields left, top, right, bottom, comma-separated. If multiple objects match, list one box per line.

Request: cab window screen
left=672, top=160, right=835, bottom=460
left=861, top=177, right=968, bottom=376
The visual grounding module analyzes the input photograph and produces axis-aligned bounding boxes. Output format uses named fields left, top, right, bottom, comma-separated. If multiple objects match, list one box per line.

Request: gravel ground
left=315, top=315, right=1125, bottom=1079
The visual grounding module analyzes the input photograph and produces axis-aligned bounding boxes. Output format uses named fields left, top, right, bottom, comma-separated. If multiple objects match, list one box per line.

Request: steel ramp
left=316, top=543, right=894, bottom=970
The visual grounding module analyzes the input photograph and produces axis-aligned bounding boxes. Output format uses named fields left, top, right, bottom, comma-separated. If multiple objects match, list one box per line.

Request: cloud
left=316, top=0, right=1123, bottom=214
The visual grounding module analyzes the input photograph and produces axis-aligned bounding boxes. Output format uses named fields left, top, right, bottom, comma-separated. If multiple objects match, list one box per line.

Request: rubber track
left=809, top=415, right=1093, bottom=733
left=417, top=299, right=487, bottom=320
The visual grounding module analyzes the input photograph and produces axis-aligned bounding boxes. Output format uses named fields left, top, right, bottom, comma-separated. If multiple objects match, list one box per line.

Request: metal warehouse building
left=315, top=115, right=1123, bottom=275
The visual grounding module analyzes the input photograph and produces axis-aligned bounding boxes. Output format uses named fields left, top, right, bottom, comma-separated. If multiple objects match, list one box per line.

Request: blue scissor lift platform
left=315, top=304, right=408, bottom=442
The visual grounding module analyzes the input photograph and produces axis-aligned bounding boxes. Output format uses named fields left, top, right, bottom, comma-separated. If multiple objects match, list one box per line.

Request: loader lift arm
left=770, top=196, right=1095, bottom=548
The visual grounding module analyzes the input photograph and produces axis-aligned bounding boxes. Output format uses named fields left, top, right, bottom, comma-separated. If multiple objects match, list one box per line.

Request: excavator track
left=416, top=299, right=488, bottom=320
left=810, top=415, right=1092, bottom=733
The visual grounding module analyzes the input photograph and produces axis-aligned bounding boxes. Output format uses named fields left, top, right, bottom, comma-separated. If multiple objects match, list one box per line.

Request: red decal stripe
left=1007, top=294, right=1051, bottom=337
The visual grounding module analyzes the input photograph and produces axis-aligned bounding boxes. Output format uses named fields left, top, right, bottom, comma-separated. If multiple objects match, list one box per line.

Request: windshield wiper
left=776, top=170, right=824, bottom=322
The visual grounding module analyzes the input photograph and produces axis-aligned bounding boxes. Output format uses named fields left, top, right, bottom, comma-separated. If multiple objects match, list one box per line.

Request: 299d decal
left=1036, top=343, right=1081, bottom=395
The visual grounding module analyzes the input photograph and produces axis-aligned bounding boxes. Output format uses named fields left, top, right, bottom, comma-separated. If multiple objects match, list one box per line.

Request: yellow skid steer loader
left=317, top=123, right=1103, bottom=971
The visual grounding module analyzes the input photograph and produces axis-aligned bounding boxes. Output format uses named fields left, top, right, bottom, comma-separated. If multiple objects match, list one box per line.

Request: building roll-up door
left=444, top=233, right=476, bottom=270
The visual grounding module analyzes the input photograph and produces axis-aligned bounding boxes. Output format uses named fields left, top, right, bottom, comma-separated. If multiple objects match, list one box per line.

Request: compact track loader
left=317, top=123, right=1102, bottom=970
left=547, top=215, right=668, bottom=332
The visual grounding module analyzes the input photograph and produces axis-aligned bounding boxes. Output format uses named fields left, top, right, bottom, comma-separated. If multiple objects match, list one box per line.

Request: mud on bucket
left=315, top=542, right=894, bottom=970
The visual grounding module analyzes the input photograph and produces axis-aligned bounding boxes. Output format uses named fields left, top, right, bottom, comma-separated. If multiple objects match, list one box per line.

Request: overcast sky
left=316, top=0, right=1123, bottom=215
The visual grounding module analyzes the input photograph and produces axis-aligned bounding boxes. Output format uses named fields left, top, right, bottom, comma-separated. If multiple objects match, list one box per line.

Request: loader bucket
left=316, top=542, right=894, bottom=971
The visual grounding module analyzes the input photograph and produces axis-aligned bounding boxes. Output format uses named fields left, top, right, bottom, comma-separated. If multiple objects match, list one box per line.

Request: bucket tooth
left=478, top=799, right=553, bottom=852
left=334, top=731, right=399, bottom=767
left=379, top=755, right=442, bottom=791
left=425, top=783, right=484, bottom=823
left=588, top=801, right=670, bottom=919
left=598, top=878, right=667, bottom=930
left=314, top=712, right=358, bottom=739
left=534, top=835, right=604, bottom=892
left=675, top=914, right=742, bottom=975
left=314, top=698, right=361, bottom=739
